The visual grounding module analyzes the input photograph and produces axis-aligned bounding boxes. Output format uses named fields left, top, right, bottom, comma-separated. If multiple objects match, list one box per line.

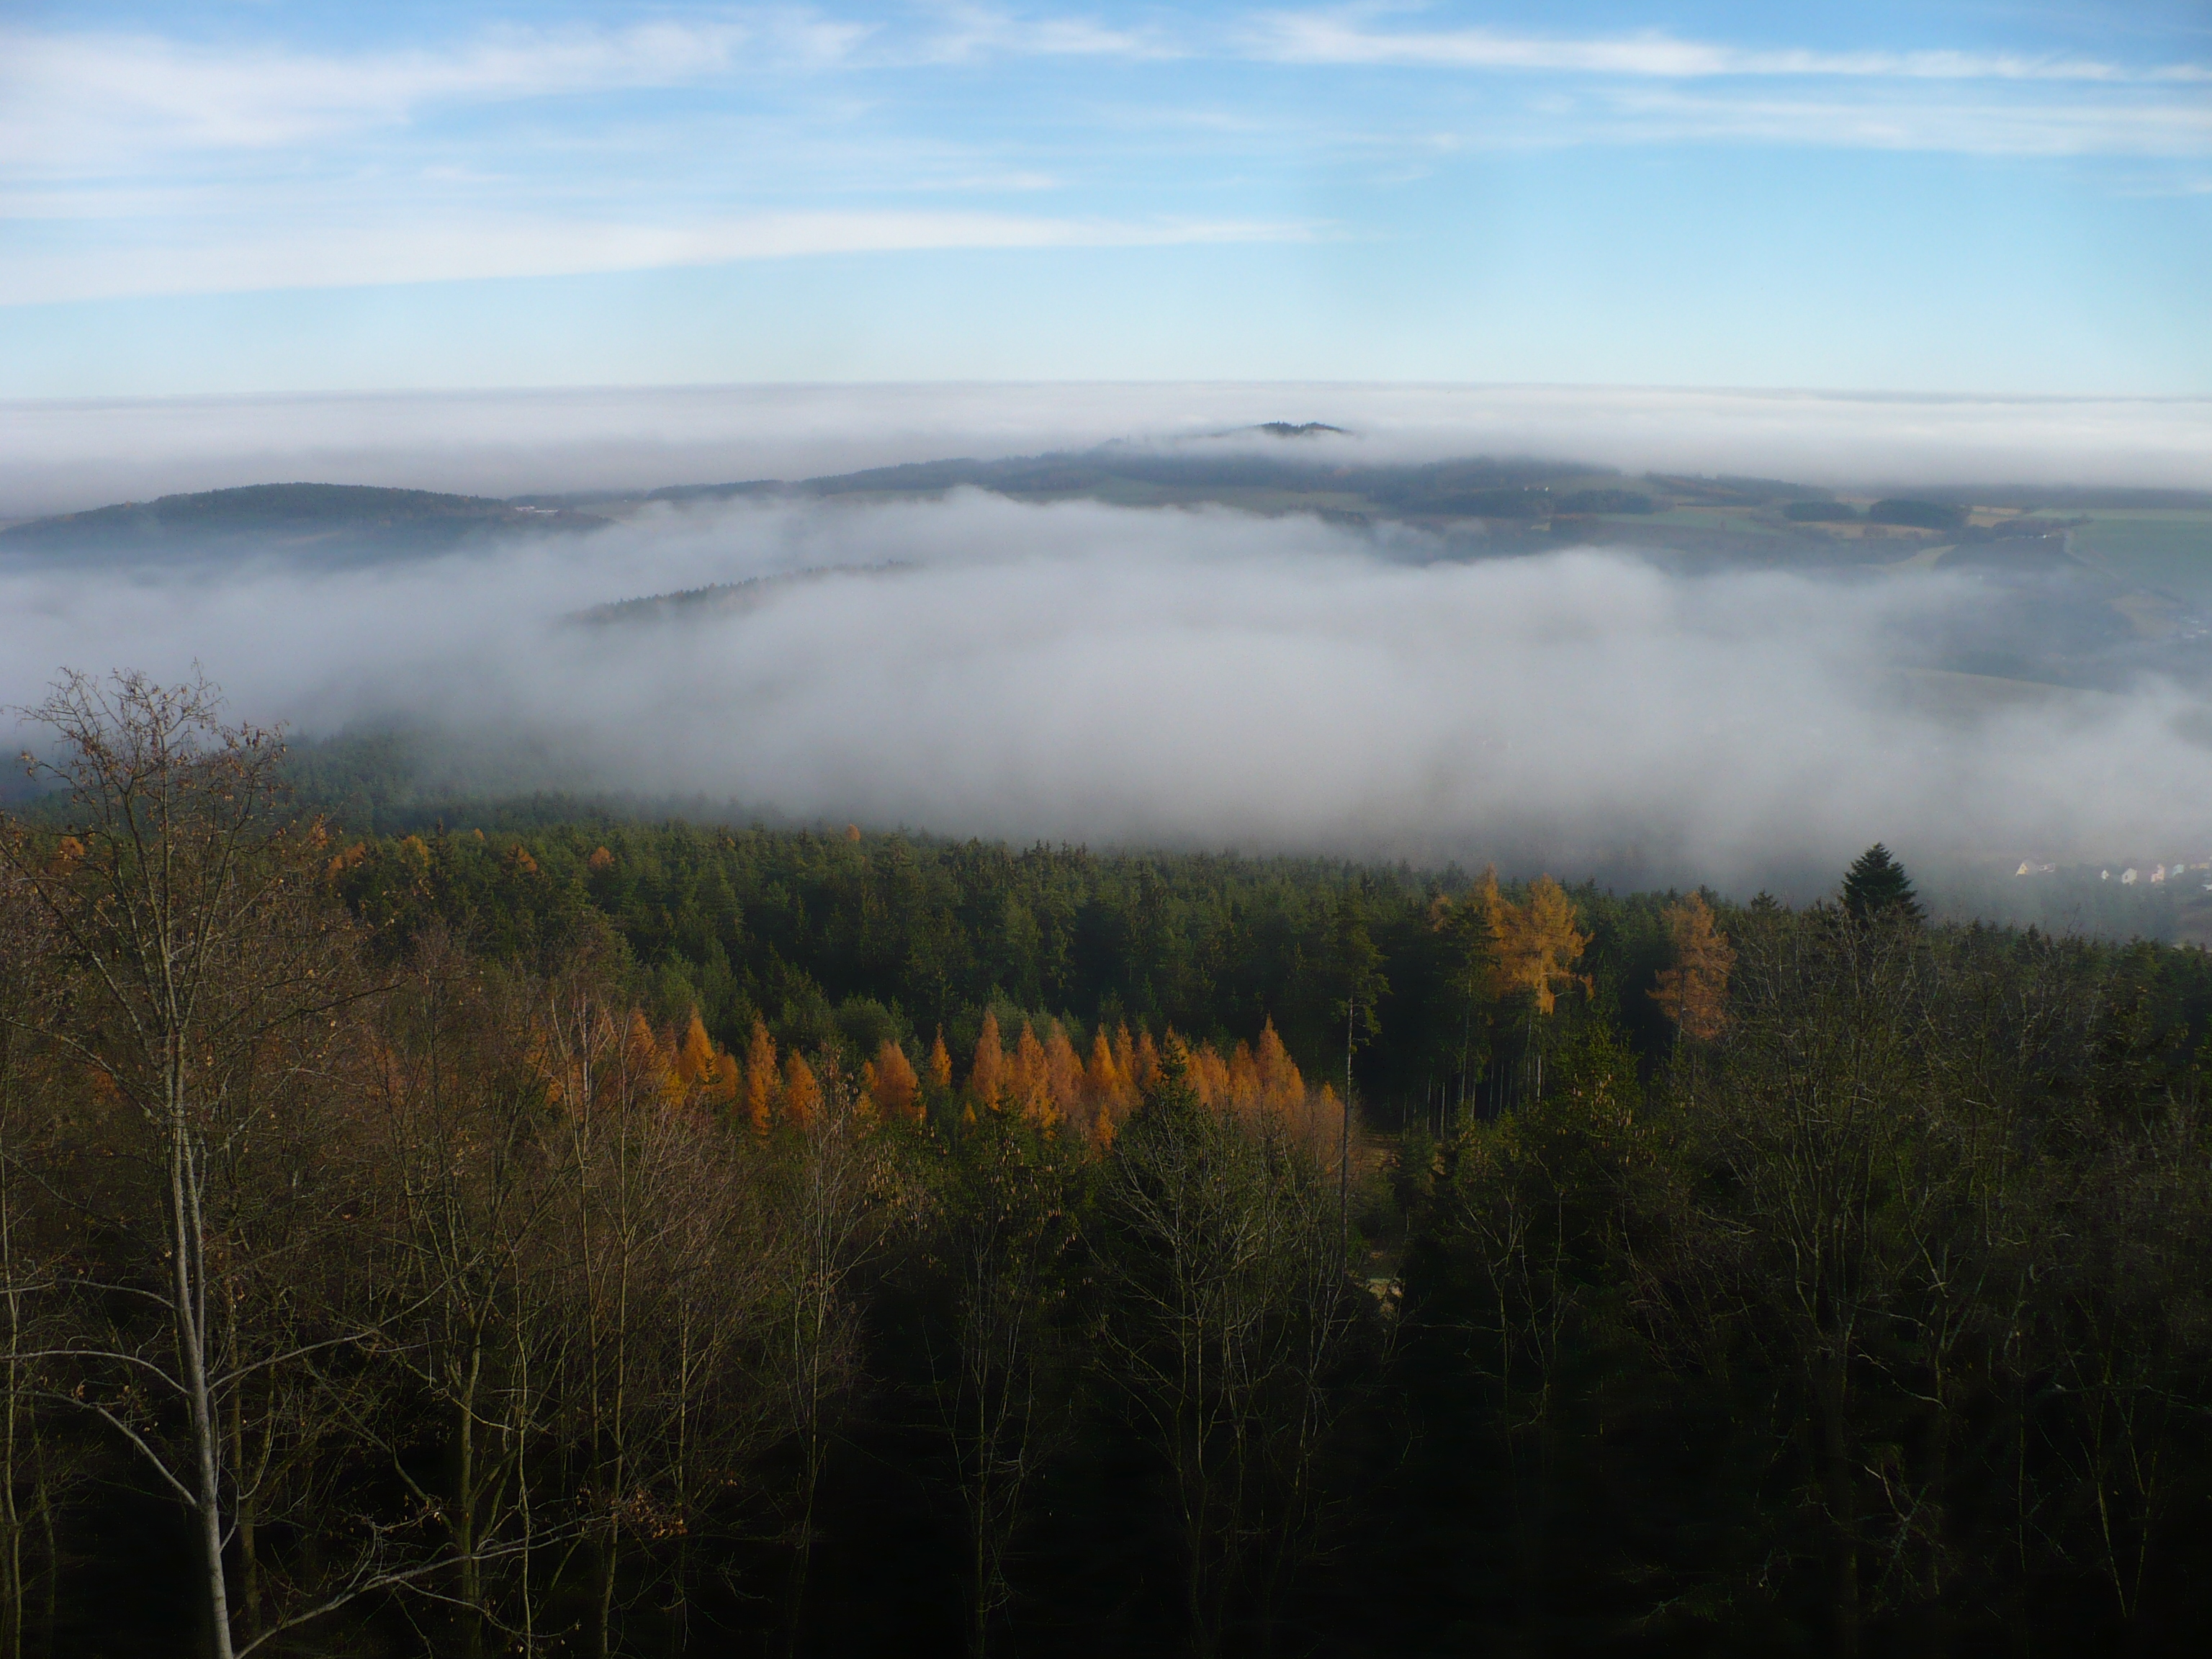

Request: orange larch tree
left=1111, top=1024, right=1138, bottom=1094
left=711, top=1050, right=741, bottom=1109
left=871, top=1039, right=922, bottom=1120
left=675, top=1010, right=716, bottom=1091
left=1044, top=1025, right=1084, bottom=1132
left=745, top=1020, right=779, bottom=1136
left=969, top=1011, right=1005, bottom=1111
left=1131, top=1030, right=1162, bottom=1094
left=1254, top=1019, right=1304, bottom=1116
left=1650, top=892, right=1736, bottom=1042
left=1482, top=870, right=1592, bottom=1015
left=783, top=1051, right=822, bottom=1128
left=1010, top=1023, right=1053, bottom=1125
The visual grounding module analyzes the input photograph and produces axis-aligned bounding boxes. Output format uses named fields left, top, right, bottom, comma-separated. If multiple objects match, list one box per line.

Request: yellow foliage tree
left=1084, top=1028, right=1121, bottom=1100
left=626, top=1010, right=670, bottom=1097
left=1111, top=1023, right=1137, bottom=1093
left=783, top=1051, right=821, bottom=1128
left=1085, top=1028, right=1130, bottom=1148
left=1044, top=1025, right=1084, bottom=1131
left=871, top=1039, right=922, bottom=1120
left=1010, top=1022, right=1052, bottom=1124
left=1650, top=892, right=1736, bottom=1042
left=969, top=1010, right=1005, bottom=1110
left=745, top=1020, right=778, bottom=1136
left=1480, top=869, right=1591, bottom=1015
left=928, top=1029, right=954, bottom=1092
left=710, top=1050, right=741, bottom=1108
left=1132, top=1030, right=1162, bottom=1094
left=1253, top=1019, right=1304, bottom=1116
left=674, top=1010, right=716, bottom=1089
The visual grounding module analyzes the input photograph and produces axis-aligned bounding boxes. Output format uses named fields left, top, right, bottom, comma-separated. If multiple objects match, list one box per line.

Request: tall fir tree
left=1841, top=842, right=1923, bottom=923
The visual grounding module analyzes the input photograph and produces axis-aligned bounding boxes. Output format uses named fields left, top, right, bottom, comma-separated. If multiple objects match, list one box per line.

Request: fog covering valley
left=6, top=389, right=2210, bottom=933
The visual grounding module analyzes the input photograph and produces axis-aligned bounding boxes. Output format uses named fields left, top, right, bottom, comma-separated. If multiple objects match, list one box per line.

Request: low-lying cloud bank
left=4, top=382, right=2209, bottom=519
left=6, top=491, right=2207, bottom=899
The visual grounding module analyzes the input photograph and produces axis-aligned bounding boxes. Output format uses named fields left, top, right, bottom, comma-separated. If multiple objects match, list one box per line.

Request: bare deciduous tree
left=0, top=671, right=394, bottom=1658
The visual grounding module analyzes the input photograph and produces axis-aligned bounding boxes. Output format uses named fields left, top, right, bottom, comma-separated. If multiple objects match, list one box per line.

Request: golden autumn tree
left=1480, top=870, right=1592, bottom=1015
left=1085, top=1029, right=1121, bottom=1099
left=1131, top=1030, right=1162, bottom=1094
left=1650, top=892, right=1737, bottom=1042
left=783, top=1051, right=822, bottom=1128
left=928, top=1030, right=954, bottom=1092
left=1253, top=1020, right=1304, bottom=1116
left=745, top=1020, right=779, bottom=1135
left=1010, top=1023, right=1053, bottom=1127
left=626, top=1009, right=675, bottom=1100
left=675, top=1010, right=716, bottom=1090
left=1085, top=1029, right=1132, bottom=1151
left=710, top=1049, right=741, bottom=1108
left=1044, top=1025, right=1084, bottom=1131
left=969, top=1011, right=1006, bottom=1111
left=871, top=1039, right=921, bottom=1120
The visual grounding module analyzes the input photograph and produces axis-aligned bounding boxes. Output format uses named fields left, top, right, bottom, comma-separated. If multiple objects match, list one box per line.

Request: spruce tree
left=1841, top=842, right=1923, bottom=923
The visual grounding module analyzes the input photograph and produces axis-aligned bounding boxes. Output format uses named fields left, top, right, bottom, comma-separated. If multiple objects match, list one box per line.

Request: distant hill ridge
left=1, top=482, right=604, bottom=559
left=14, top=462, right=2211, bottom=559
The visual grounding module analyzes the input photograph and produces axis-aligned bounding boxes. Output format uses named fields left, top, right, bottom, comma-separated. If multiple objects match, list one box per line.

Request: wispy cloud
left=1250, top=10, right=2211, bottom=84
left=0, top=6, right=2200, bottom=338
left=0, top=210, right=1313, bottom=306
left=911, top=4, right=1177, bottom=64
left=0, top=17, right=862, bottom=166
left=1575, top=87, right=2212, bottom=158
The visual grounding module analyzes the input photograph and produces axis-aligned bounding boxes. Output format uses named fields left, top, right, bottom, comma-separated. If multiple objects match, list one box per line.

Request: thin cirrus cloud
left=1246, top=10, right=2212, bottom=158
left=1249, top=12, right=2208, bottom=84
left=1579, top=89, right=2212, bottom=159
left=0, top=19, right=854, bottom=163
left=0, top=4, right=2202, bottom=385
left=0, top=210, right=1313, bottom=307
left=5, top=9, right=2205, bottom=174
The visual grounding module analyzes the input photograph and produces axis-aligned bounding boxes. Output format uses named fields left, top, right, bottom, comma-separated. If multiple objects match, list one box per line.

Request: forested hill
left=11, top=682, right=2212, bottom=1656
left=0, top=482, right=605, bottom=562
left=331, top=817, right=1665, bottom=1118
left=318, top=816, right=2212, bottom=1136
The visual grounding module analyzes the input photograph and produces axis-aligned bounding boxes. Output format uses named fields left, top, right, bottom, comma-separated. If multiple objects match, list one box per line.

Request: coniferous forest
left=5, top=673, right=2212, bottom=1659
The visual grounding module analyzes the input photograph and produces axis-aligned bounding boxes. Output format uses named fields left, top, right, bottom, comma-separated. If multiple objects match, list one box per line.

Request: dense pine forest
left=4, top=673, right=2212, bottom=1658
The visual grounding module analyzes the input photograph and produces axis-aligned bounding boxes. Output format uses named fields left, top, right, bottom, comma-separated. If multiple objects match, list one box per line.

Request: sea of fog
left=6, top=477, right=2209, bottom=905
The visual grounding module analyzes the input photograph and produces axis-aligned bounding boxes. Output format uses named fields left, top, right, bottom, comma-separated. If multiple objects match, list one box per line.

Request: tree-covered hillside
left=5, top=676, right=2211, bottom=1658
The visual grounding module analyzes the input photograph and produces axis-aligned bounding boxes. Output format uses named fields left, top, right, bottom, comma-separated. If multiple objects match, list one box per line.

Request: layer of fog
left=8, top=490, right=2208, bottom=899
left=5, top=382, right=2210, bottom=519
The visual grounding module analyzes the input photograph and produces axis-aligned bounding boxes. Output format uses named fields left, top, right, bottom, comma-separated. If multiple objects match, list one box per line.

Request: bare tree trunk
left=173, top=1117, right=237, bottom=1659
left=455, top=1351, right=484, bottom=1659
left=1339, top=1002, right=1352, bottom=1263
left=1815, top=1348, right=1861, bottom=1659
left=1, top=1194, right=24, bottom=1659
left=229, top=1382, right=261, bottom=1644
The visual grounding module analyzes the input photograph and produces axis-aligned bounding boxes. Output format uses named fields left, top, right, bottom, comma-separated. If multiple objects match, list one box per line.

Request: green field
left=2068, top=509, right=2212, bottom=605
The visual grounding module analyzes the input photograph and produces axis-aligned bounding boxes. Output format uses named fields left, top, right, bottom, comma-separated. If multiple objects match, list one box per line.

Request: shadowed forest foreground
left=3, top=675, right=2211, bottom=1658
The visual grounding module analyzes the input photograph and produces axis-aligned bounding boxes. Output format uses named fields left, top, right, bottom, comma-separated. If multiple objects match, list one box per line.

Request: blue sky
left=1, top=1, right=2206, bottom=397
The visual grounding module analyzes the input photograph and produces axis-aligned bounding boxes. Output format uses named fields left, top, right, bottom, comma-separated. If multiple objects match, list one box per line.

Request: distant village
left=2016, top=858, right=2211, bottom=890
